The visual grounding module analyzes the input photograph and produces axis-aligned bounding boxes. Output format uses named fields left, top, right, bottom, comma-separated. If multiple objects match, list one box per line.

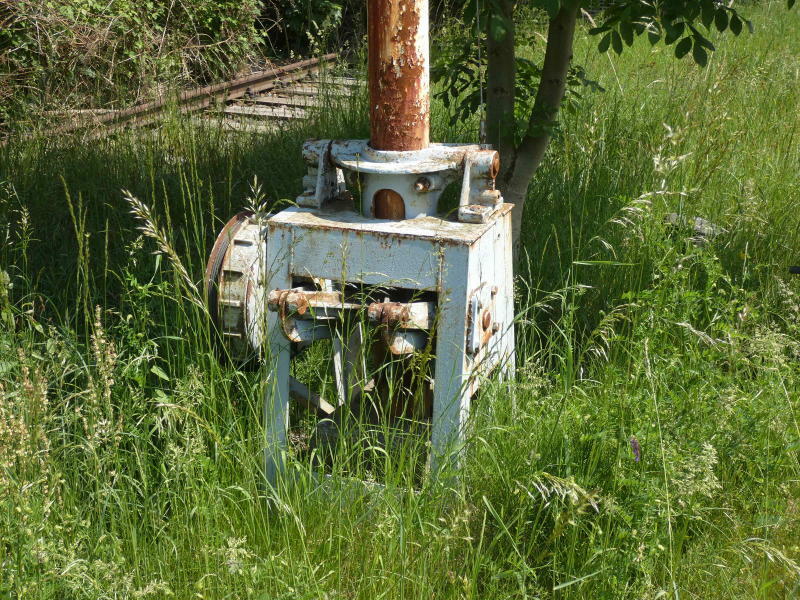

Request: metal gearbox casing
left=205, top=0, right=516, bottom=487
left=205, top=139, right=516, bottom=483
left=263, top=182, right=515, bottom=481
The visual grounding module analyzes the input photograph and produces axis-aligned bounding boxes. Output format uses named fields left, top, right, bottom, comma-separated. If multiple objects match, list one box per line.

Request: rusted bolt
left=490, top=286, right=498, bottom=297
left=492, top=322, right=500, bottom=334
left=368, top=301, right=411, bottom=328
left=481, top=309, right=492, bottom=331
left=414, top=176, right=432, bottom=193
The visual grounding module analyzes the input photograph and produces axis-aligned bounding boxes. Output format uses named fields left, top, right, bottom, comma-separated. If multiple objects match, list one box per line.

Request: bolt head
left=414, top=177, right=432, bottom=192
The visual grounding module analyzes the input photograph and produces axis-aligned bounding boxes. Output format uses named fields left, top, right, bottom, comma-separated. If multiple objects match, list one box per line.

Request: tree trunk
left=485, top=0, right=516, bottom=170
left=501, top=4, right=579, bottom=252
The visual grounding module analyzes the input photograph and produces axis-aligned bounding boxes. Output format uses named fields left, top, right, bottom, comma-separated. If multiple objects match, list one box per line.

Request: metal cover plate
left=329, top=140, right=484, bottom=175
left=268, top=204, right=513, bottom=246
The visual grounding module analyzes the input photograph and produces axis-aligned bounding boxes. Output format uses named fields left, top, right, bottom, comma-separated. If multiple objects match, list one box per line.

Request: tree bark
left=485, top=0, right=516, bottom=170
left=501, top=4, right=579, bottom=252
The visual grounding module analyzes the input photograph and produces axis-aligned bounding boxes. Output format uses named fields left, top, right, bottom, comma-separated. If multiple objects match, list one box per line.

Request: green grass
left=1, top=3, right=800, bottom=598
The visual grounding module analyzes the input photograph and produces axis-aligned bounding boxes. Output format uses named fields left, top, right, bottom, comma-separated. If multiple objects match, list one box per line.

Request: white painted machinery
left=204, top=0, right=515, bottom=484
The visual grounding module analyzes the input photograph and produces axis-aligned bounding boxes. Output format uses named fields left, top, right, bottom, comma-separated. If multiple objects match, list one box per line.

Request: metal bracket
left=368, top=301, right=435, bottom=355
left=297, top=140, right=345, bottom=208
left=466, top=285, right=499, bottom=356
left=268, top=289, right=436, bottom=353
left=298, top=139, right=502, bottom=222
left=458, top=151, right=503, bottom=224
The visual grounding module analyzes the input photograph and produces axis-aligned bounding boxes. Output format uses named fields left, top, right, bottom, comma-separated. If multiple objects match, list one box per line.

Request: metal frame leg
left=430, top=248, right=471, bottom=474
left=264, top=228, right=293, bottom=487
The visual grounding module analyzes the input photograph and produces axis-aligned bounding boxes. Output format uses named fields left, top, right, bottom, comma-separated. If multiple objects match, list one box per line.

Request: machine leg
left=430, top=251, right=471, bottom=474
left=264, top=231, right=293, bottom=488
left=264, top=344, right=290, bottom=487
left=332, top=321, right=366, bottom=407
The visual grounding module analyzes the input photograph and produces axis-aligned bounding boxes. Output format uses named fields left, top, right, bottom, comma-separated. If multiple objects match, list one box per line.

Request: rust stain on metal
left=382, top=329, right=428, bottom=356
left=367, top=0, right=430, bottom=151
left=292, top=293, right=309, bottom=315
left=268, top=289, right=348, bottom=316
left=373, top=188, right=406, bottom=219
left=204, top=210, right=254, bottom=358
left=368, top=301, right=435, bottom=330
left=481, top=309, right=492, bottom=331
left=368, top=301, right=412, bottom=327
left=480, top=308, right=495, bottom=347
left=489, top=152, right=501, bottom=179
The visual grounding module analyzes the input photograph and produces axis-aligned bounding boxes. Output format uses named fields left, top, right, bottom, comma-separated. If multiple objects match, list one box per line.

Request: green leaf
left=611, top=31, right=623, bottom=55
left=693, top=31, right=715, bottom=51
left=701, top=1, right=715, bottom=28
left=730, top=14, right=743, bottom=35
left=664, top=22, right=685, bottom=45
left=693, top=43, right=708, bottom=67
left=598, top=32, right=611, bottom=53
left=151, top=364, right=170, bottom=382
left=648, top=29, right=661, bottom=45
left=715, top=9, right=729, bottom=32
left=789, top=0, right=796, bottom=9
left=620, top=21, right=634, bottom=46
left=463, top=0, right=477, bottom=24
left=675, top=36, right=692, bottom=59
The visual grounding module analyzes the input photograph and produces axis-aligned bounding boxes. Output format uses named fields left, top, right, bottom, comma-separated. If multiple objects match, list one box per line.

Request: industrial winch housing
left=204, top=0, right=515, bottom=484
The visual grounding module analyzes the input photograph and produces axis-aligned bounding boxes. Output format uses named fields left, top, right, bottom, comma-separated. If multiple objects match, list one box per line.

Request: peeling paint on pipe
left=367, top=0, right=430, bottom=151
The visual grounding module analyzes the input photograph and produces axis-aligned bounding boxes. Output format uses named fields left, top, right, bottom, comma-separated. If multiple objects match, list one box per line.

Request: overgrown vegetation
left=260, top=0, right=365, bottom=55
left=0, top=0, right=262, bottom=117
left=1, top=1, right=799, bottom=598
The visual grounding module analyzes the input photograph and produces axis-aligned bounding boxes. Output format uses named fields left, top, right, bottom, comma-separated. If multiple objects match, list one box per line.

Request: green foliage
left=432, top=0, right=794, bottom=154
left=1, top=2, right=800, bottom=598
left=0, top=0, right=261, bottom=115
left=590, top=0, right=763, bottom=67
left=261, top=0, right=364, bottom=55
left=432, top=4, right=601, bottom=141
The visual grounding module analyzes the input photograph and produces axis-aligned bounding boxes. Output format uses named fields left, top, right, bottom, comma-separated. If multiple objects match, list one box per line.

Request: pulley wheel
left=204, top=210, right=266, bottom=365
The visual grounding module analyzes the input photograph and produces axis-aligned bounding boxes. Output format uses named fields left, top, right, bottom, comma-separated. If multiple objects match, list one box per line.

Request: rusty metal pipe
left=367, top=0, right=430, bottom=151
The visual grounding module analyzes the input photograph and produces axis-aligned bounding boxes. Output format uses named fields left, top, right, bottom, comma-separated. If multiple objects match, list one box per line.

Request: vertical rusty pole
left=367, top=0, right=430, bottom=152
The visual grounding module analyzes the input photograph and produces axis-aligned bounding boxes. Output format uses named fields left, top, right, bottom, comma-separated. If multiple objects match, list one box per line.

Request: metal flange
left=204, top=211, right=267, bottom=364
